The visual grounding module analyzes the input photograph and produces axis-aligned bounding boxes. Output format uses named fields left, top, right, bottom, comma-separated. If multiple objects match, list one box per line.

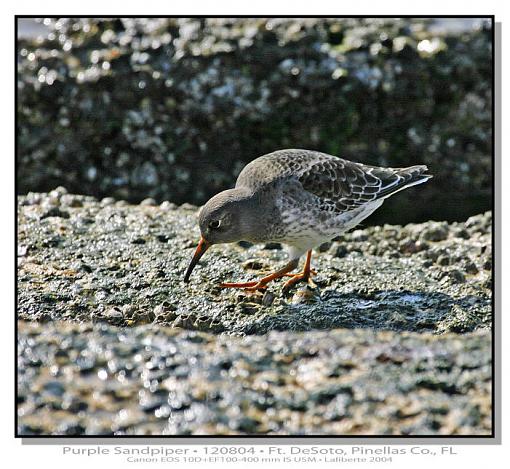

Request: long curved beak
left=183, top=236, right=211, bottom=283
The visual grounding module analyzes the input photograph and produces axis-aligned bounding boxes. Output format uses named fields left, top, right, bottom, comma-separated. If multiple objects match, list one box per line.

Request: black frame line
left=14, top=14, right=497, bottom=441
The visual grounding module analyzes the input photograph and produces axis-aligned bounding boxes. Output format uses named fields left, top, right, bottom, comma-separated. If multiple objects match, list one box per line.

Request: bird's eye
left=209, top=220, right=221, bottom=229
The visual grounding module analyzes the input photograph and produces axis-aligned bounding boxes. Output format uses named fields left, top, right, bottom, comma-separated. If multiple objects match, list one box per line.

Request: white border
left=2, top=1, right=508, bottom=467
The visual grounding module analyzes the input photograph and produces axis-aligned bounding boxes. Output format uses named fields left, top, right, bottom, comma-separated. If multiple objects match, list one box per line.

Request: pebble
left=449, top=269, right=466, bottom=284
left=263, top=242, right=282, bottom=250
left=40, top=207, right=70, bottom=219
left=160, top=201, right=177, bottom=210
left=420, top=222, right=449, bottom=242
left=237, top=241, right=253, bottom=249
left=179, top=203, right=197, bottom=210
left=318, top=242, right=332, bottom=252
left=105, top=307, right=123, bottom=320
left=332, top=244, right=348, bottom=258
left=100, top=197, right=116, bottom=206
left=464, top=261, right=479, bottom=275
left=436, top=255, right=450, bottom=266
left=291, top=285, right=319, bottom=304
left=60, top=195, right=83, bottom=207
left=242, top=259, right=266, bottom=270
left=262, top=291, right=276, bottom=307
left=141, top=198, right=157, bottom=206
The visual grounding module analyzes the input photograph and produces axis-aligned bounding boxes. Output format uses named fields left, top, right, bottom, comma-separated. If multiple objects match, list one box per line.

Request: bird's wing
left=297, top=158, right=431, bottom=213
left=236, top=149, right=431, bottom=214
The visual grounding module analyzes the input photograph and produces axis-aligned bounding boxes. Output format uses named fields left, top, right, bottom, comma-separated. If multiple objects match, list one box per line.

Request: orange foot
left=282, top=250, right=316, bottom=293
left=284, top=268, right=317, bottom=277
left=282, top=270, right=317, bottom=293
left=219, top=260, right=299, bottom=292
left=219, top=250, right=316, bottom=294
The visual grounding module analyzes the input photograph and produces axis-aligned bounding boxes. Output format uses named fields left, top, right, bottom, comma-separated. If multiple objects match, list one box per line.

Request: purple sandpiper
left=184, top=149, right=432, bottom=292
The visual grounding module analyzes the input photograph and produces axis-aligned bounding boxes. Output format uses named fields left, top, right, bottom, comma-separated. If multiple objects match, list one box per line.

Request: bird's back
left=236, top=149, right=431, bottom=214
left=236, top=149, right=328, bottom=191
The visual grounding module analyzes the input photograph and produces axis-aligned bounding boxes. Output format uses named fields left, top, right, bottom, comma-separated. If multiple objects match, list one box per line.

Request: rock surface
left=18, top=190, right=492, bottom=335
left=17, top=18, right=492, bottom=224
left=17, top=191, right=493, bottom=435
left=18, top=321, right=491, bottom=436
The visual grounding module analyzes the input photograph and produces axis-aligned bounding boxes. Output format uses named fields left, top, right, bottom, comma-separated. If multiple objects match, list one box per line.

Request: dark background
left=17, top=17, right=493, bottom=225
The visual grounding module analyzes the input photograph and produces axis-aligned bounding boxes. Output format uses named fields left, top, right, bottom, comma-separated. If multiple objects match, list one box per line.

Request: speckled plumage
left=235, top=149, right=431, bottom=259
left=184, top=148, right=431, bottom=288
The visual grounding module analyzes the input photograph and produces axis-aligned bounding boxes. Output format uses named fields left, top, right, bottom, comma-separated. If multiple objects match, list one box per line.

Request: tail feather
left=397, top=164, right=432, bottom=182
left=374, top=165, right=432, bottom=200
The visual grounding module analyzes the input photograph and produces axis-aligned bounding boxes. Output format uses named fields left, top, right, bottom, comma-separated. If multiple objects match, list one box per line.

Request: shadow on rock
left=239, top=289, right=491, bottom=335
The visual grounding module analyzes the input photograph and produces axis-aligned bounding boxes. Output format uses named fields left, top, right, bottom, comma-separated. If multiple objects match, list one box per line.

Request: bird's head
left=183, top=188, right=256, bottom=283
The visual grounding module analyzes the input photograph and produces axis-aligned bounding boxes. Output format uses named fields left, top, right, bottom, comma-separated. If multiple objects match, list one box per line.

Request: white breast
left=280, top=199, right=384, bottom=260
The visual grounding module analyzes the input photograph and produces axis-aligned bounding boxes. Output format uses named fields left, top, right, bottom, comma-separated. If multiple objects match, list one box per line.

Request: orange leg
left=220, top=259, right=299, bottom=292
left=282, top=250, right=316, bottom=292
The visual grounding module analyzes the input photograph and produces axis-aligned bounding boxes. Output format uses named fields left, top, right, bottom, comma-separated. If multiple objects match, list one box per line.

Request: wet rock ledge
left=17, top=189, right=492, bottom=435
left=18, top=189, right=492, bottom=335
